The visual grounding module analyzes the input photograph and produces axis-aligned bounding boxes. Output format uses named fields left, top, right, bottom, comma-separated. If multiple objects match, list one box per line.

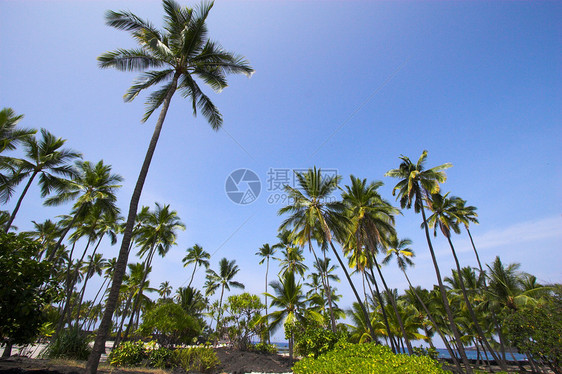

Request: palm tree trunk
left=5, top=170, right=37, bottom=232
left=308, top=239, right=337, bottom=332
left=86, top=74, right=179, bottom=374
left=466, top=227, right=509, bottom=363
left=328, top=240, right=376, bottom=341
left=403, top=270, right=461, bottom=372
left=124, top=249, right=155, bottom=340
left=187, top=263, right=198, bottom=288
left=445, top=235, right=508, bottom=371
left=265, top=257, right=270, bottom=344
left=419, top=204, right=473, bottom=373
left=367, top=264, right=397, bottom=353
left=371, top=254, right=413, bottom=355
left=114, top=292, right=135, bottom=349
left=74, top=235, right=104, bottom=329
left=48, top=205, right=84, bottom=262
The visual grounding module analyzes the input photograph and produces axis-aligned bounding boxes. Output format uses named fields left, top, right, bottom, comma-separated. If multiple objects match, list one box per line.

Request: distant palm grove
left=0, top=1, right=560, bottom=374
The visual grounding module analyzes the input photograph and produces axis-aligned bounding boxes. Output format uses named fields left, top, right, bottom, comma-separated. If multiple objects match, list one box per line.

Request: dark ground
left=0, top=348, right=294, bottom=374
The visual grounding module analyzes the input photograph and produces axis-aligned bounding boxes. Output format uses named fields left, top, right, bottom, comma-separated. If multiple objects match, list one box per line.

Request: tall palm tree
left=123, top=202, right=185, bottom=339
left=44, top=160, right=122, bottom=259
left=182, top=244, right=210, bottom=288
left=205, top=257, right=245, bottom=329
left=255, top=243, right=278, bottom=343
left=341, top=175, right=403, bottom=352
left=87, top=1, right=253, bottom=370
left=426, top=192, right=507, bottom=370
left=0, top=108, right=36, bottom=204
left=384, top=150, right=474, bottom=372
left=4, top=129, right=81, bottom=231
left=279, top=167, right=370, bottom=336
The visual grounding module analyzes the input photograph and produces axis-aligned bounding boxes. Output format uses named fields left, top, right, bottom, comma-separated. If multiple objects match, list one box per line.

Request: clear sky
left=1, top=0, right=561, bottom=341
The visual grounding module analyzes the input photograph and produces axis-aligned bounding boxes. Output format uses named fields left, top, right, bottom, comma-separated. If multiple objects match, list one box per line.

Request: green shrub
left=46, top=328, right=91, bottom=361
left=139, top=302, right=201, bottom=348
left=251, top=342, right=278, bottom=354
left=292, top=343, right=451, bottom=374
left=294, top=325, right=347, bottom=358
left=147, top=346, right=175, bottom=369
left=174, top=346, right=220, bottom=373
left=108, top=341, right=148, bottom=367
left=412, top=346, right=439, bottom=360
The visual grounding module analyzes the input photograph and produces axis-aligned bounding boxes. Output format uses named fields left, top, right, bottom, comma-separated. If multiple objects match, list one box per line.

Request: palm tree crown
left=98, top=0, right=254, bottom=124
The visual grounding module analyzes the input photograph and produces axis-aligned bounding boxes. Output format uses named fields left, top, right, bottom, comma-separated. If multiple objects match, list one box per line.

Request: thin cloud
left=470, top=215, right=561, bottom=250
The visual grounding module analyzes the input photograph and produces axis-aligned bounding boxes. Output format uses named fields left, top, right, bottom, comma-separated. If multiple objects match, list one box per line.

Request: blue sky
left=1, top=0, right=561, bottom=341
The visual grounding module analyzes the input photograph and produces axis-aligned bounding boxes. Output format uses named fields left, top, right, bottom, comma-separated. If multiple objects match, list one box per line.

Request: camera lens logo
left=225, top=169, right=261, bottom=205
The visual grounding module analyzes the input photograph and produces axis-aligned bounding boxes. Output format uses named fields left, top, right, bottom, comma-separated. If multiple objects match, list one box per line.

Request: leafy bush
left=294, top=325, right=347, bottom=358
left=413, top=346, right=439, bottom=360
left=139, top=302, right=200, bottom=348
left=147, top=346, right=175, bottom=369
left=174, top=346, right=220, bottom=373
left=251, top=342, right=278, bottom=354
left=46, top=328, right=91, bottom=361
left=1, top=233, right=58, bottom=351
left=223, top=293, right=265, bottom=351
left=108, top=340, right=148, bottom=367
left=292, top=343, right=451, bottom=374
left=504, top=294, right=561, bottom=372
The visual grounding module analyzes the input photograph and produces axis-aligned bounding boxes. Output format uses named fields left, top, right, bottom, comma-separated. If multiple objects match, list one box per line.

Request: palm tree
left=205, top=257, right=245, bottom=329
left=0, top=108, right=36, bottom=204
left=44, top=160, right=122, bottom=259
left=278, top=246, right=308, bottom=278
left=158, top=281, right=173, bottom=299
left=87, top=1, right=253, bottom=370
left=384, top=150, right=475, bottom=371
left=182, top=244, right=210, bottom=288
left=176, top=286, right=206, bottom=318
left=341, top=175, right=404, bottom=352
left=265, top=271, right=321, bottom=360
left=123, top=202, right=185, bottom=339
left=255, top=243, right=278, bottom=343
left=75, top=254, right=108, bottom=327
left=426, top=192, right=507, bottom=370
left=4, top=129, right=81, bottom=231
left=279, top=167, right=371, bottom=336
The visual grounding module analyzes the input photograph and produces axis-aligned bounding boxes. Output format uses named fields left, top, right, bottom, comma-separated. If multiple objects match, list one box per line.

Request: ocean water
left=435, top=348, right=527, bottom=361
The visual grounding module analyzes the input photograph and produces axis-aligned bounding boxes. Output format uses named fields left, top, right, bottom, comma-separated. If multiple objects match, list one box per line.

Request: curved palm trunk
left=419, top=204, right=473, bottom=373
left=328, top=240, right=376, bottom=341
left=308, top=239, right=337, bottom=332
left=123, top=249, right=155, bottom=340
left=5, top=170, right=37, bottom=232
left=371, top=254, right=413, bottom=355
left=187, top=263, right=198, bottom=288
left=86, top=75, right=178, bottom=374
left=466, top=226, right=508, bottom=363
left=74, top=235, right=105, bottom=328
left=445, top=235, right=508, bottom=371
left=48, top=205, right=84, bottom=263
left=367, top=264, right=397, bottom=353
left=264, top=257, right=270, bottom=344
left=403, top=270, right=461, bottom=372
left=114, top=291, right=135, bottom=349
left=81, top=277, right=109, bottom=330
